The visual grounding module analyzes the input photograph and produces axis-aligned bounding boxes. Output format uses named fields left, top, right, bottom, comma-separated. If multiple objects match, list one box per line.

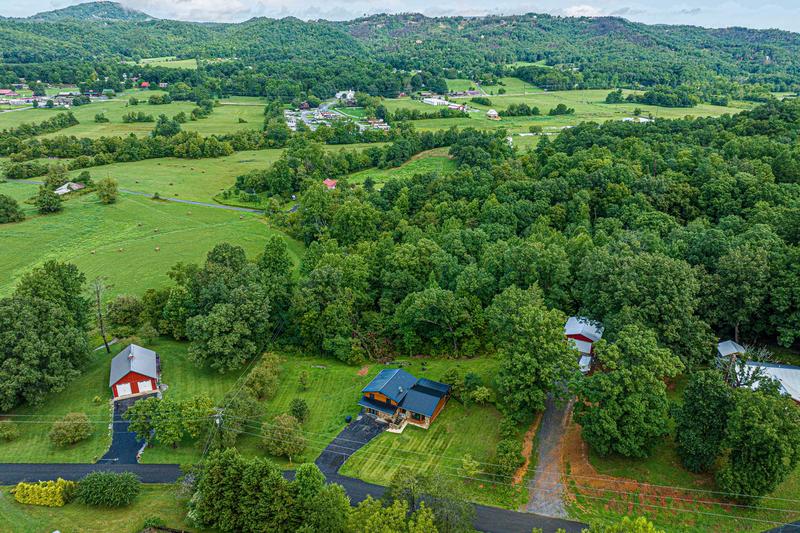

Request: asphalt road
left=0, top=463, right=181, bottom=484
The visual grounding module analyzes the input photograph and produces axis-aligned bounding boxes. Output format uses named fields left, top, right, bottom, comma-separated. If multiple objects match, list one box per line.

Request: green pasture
left=137, top=56, right=199, bottom=69
left=348, top=147, right=455, bottom=186
left=0, top=192, right=302, bottom=297
left=384, top=88, right=748, bottom=134
left=0, top=92, right=264, bottom=138
left=445, top=79, right=478, bottom=92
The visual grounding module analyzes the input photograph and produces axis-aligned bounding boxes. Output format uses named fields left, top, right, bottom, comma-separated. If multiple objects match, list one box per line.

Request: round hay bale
left=91, top=250, right=96, bottom=255
left=155, top=246, right=160, bottom=252
left=118, top=248, right=123, bottom=252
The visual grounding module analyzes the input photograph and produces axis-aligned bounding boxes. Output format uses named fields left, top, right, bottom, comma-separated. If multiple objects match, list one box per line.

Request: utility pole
left=93, top=277, right=111, bottom=354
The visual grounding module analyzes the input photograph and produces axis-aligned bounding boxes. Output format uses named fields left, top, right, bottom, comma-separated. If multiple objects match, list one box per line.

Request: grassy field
left=0, top=347, right=118, bottom=463
left=384, top=89, right=749, bottom=134
left=445, top=79, right=479, bottom=92
left=0, top=180, right=39, bottom=213
left=0, top=191, right=302, bottom=297
left=62, top=149, right=285, bottom=203
left=0, top=484, right=197, bottom=533
left=0, top=92, right=264, bottom=138
left=138, top=56, right=198, bottom=69
left=348, top=147, right=455, bottom=186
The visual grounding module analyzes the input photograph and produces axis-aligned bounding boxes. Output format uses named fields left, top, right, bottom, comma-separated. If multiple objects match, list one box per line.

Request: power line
left=234, top=419, right=800, bottom=515
left=224, top=424, right=800, bottom=530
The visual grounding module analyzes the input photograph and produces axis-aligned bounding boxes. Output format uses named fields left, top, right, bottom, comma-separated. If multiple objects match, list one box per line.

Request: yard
left=0, top=347, right=116, bottom=463
left=0, top=191, right=302, bottom=297
left=0, top=484, right=197, bottom=533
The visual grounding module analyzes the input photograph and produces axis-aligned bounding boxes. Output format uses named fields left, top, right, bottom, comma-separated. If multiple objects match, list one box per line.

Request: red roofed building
left=323, top=178, right=338, bottom=190
left=140, top=81, right=150, bottom=88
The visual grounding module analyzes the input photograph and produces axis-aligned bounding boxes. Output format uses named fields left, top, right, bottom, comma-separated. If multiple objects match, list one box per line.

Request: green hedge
left=77, top=471, right=141, bottom=507
left=12, top=478, right=77, bottom=507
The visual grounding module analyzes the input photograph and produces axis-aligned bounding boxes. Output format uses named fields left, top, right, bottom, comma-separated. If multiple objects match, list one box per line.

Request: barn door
left=116, top=382, right=132, bottom=397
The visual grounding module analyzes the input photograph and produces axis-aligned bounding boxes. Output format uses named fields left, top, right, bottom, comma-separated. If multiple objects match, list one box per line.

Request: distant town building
left=486, top=109, right=500, bottom=120
left=422, top=97, right=450, bottom=106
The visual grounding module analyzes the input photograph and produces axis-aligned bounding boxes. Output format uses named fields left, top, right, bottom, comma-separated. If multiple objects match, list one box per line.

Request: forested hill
left=27, top=1, right=154, bottom=22
left=1, top=5, right=800, bottom=91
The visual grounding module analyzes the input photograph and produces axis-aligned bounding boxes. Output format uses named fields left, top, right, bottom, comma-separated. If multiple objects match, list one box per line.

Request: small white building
left=422, top=97, right=450, bottom=106
left=486, top=109, right=500, bottom=120
left=744, top=362, right=800, bottom=404
left=565, top=316, right=604, bottom=374
left=54, top=182, right=86, bottom=196
left=717, top=340, right=745, bottom=359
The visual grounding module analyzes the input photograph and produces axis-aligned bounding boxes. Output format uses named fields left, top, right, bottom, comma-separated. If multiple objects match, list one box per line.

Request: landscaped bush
left=245, top=353, right=281, bottom=400
left=76, top=471, right=141, bottom=507
left=289, top=398, right=309, bottom=423
left=12, top=478, right=76, bottom=507
left=49, top=412, right=93, bottom=447
left=0, top=420, right=20, bottom=441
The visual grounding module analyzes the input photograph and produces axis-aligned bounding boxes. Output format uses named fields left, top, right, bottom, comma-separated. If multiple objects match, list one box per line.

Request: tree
left=95, top=177, right=119, bottom=204
left=151, top=397, right=184, bottom=448
left=76, top=471, right=141, bottom=507
left=716, top=388, right=800, bottom=503
left=123, top=396, right=159, bottom=443
left=152, top=114, right=181, bottom=138
left=488, top=286, right=574, bottom=420
left=298, top=370, right=310, bottom=391
left=214, top=388, right=260, bottom=449
left=573, top=325, right=684, bottom=458
left=395, top=287, right=473, bottom=355
left=0, top=194, right=24, bottom=223
left=674, top=370, right=733, bottom=472
left=713, top=244, right=770, bottom=342
left=49, top=413, right=93, bottom=446
left=289, top=398, right=309, bottom=423
left=0, top=420, right=20, bottom=441
left=92, top=278, right=111, bottom=353
left=262, top=414, right=305, bottom=462
left=36, top=187, right=62, bottom=214
left=470, top=386, right=491, bottom=405
left=106, top=294, right=143, bottom=337
left=385, top=467, right=473, bottom=532
left=349, top=496, right=439, bottom=533
left=15, top=260, right=90, bottom=328
left=304, top=483, right=350, bottom=533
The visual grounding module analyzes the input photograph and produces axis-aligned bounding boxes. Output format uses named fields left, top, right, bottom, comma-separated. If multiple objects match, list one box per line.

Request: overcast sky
left=3, top=0, right=800, bottom=32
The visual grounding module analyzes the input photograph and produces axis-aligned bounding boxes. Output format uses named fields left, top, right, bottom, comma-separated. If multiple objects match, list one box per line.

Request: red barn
left=140, top=81, right=150, bottom=88
left=323, top=178, right=338, bottom=190
left=109, top=344, right=160, bottom=399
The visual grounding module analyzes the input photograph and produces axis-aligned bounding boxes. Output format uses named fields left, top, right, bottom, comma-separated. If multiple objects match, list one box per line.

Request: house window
left=411, top=412, right=424, bottom=421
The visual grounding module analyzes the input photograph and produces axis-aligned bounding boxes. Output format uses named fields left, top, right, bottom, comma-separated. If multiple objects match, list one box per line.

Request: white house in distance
left=717, top=340, right=800, bottom=405
left=486, top=109, right=500, bottom=120
left=565, top=316, right=604, bottom=373
left=422, top=97, right=450, bottom=106
left=109, top=344, right=160, bottom=400
left=54, top=182, right=86, bottom=196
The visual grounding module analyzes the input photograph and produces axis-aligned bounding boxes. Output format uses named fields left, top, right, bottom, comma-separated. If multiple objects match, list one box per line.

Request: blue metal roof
left=362, top=368, right=418, bottom=403
left=400, top=388, right=442, bottom=417
left=416, top=378, right=450, bottom=395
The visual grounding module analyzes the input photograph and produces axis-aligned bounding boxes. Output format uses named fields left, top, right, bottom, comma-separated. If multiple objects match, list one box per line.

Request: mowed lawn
left=339, top=357, right=529, bottom=509
left=0, top=192, right=303, bottom=297
left=0, top=92, right=265, bottom=138
left=347, top=148, right=455, bottom=186
left=0, top=180, right=39, bottom=214
left=0, top=346, right=119, bottom=463
left=0, top=484, right=199, bottom=533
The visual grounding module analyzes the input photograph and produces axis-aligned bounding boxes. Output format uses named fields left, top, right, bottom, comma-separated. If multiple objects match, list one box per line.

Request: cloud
left=561, top=4, right=605, bottom=17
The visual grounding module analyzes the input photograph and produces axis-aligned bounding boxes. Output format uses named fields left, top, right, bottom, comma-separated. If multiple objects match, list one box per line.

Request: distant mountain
left=28, top=1, right=154, bottom=22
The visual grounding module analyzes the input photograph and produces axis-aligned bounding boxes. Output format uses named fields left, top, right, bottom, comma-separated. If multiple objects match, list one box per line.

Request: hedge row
left=12, top=478, right=77, bottom=507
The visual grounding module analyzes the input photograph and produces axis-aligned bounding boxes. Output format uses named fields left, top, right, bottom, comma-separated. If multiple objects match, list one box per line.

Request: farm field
left=0, top=180, right=39, bottom=213
left=445, top=78, right=479, bottom=92
left=138, top=56, right=198, bottom=69
left=0, top=191, right=302, bottom=297
left=384, top=89, right=749, bottom=134
left=348, top=147, right=455, bottom=186
left=61, top=149, right=286, bottom=203
left=0, top=484, right=198, bottom=533
left=0, top=93, right=265, bottom=138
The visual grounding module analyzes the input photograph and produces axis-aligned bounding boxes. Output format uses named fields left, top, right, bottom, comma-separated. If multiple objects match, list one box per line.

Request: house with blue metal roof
left=359, top=369, right=451, bottom=430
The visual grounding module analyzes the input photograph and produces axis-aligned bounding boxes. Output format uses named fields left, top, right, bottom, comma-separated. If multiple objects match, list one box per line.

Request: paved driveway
left=526, top=394, right=575, bottom=517
left=315, top=414, right=385, bottom=474
left=99, top=394, right=154, bottom=464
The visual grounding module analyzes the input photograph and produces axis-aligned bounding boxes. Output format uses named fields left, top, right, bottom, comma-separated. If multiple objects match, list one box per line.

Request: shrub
left=143, top=516, right=166, bottom=528
left=49, top=412, right=93, bottom=447
left=35, top=187, right=62, bottom=214
left=0, top=420, right=20, bottom=441
left=245, top=353, right=281, bottom=400
left=95, top=177, right=118, bottom=204
left=12, top=479, right=76, bottom=507
left=0, top=194, right=25, bottom=223
left=262, top=414, right=305, bottom=461
left=289, top=398, right=309, bottom=423
left=77, top=471, right=141, bottom=507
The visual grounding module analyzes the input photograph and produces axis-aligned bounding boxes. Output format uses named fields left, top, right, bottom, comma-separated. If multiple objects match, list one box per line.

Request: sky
left=3, top=0, right=800, bottom=32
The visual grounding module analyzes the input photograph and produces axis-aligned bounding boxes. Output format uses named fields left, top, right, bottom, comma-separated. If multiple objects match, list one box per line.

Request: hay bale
left=155, top=246, right=160, bottom=252
left=91, top=250, right=96, bottom=255
left=118, top=248, right=123, bottom=252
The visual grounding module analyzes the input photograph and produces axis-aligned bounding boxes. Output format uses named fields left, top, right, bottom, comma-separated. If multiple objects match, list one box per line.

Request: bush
left=0, top=194, right=24, bottom=223
left=35, top=187, right=62, bottom=214
left=49, top=412, right=93, bottom=447
left=77, top=471, right=141, bottom=507
left=289, top=398, right=309, bottom=423
left=95, top=177, right=119, bottom=204
left=0, top=420, right=20, bottom=441
left=143, top=516, right=166, bottom=528
left=13, top=478, right=76, bottom=507
left=262, top=414, right=305, bottom=461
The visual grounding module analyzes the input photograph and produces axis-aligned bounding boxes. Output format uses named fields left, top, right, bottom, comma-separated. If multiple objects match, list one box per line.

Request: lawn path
left=525, top=394, right=574, bottom=518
